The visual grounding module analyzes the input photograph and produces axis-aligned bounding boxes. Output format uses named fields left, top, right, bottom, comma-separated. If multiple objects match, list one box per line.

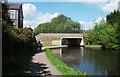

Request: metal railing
left=34, top=30, right=84, bottom=36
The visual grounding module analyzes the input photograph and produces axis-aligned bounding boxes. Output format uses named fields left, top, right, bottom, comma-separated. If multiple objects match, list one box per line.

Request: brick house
left=5, top=3, right=23, bottom=28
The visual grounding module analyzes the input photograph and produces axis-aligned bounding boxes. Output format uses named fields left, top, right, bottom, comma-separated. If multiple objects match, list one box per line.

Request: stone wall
left=35, top=33, right=84, bottom=45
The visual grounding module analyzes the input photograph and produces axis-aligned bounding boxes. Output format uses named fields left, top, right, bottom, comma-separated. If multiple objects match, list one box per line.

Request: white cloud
left=22, top=3, right=59, bottom=29
left=94, top=17, right=106, bottom=23
left=82, top=0, right=119, bottom=13
left=79, top=21, right=94, bottom=30
left=8, top=0, right=108, bottom=2
left=79, top=21, right=93, bottom=26
left=36, top=12, right=59, bottom=24
left=23, top=20, right=39, bottom=29
left=69, top=0, right=107, bottom=2
left=79, top=17, right=106, bottom=30
left=100, top=0, right=119, bottom=12
left=69, top=0, right=119, bottom=13
left=22, top=3, right=39, bottom=19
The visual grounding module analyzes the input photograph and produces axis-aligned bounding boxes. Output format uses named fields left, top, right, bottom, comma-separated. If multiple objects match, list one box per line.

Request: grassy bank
left=42, top=45, right=59, bottom=47
left=45, top=48, right=86, bottom=76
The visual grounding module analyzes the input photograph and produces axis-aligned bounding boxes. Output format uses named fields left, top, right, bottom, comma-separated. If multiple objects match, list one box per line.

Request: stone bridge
left=35, top=33, right=86, bottom=46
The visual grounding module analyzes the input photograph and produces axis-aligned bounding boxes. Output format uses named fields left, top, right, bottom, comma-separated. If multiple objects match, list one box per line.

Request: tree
left=72, top=22, right=81, bottom=31
left=107, top=10, right=120, bottom=25
left=51, top=14, right=70, bottom=24
left=86, top=10, right=120, bottom=49
left=107, top=10, right=120, bottom=48
left=34, top=14, right=81, bottom=35
left=86, top=29, right=99, bottom=45
left=98, top=23, right=119, bottom=49
left=64, top=20, right=74, bottom=31
left=86, top=19, right=119, bottom=49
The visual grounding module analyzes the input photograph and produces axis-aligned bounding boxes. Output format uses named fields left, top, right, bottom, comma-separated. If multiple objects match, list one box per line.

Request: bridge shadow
left=24, top=61, right=52, bottom=77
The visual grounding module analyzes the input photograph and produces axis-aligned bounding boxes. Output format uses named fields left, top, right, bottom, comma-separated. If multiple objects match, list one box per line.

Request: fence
left=34, top=30, right=84, bottom=36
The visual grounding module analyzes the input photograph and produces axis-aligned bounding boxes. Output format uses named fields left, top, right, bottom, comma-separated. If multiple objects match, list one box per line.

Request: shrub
left=2, top=3, right=37, bottom=76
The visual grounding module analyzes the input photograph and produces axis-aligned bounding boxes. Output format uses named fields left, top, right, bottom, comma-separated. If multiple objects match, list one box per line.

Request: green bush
left=2, top=3, right=37, bottom=76
left=86, top=11, right=120, bottom=50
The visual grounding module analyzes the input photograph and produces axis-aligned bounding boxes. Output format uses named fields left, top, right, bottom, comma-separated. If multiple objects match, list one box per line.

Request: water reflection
left=51, top=47, right=120, bottom=75
left=81, top=47, right=84, bottom=57
left=52, top=48, right=62, bottom=57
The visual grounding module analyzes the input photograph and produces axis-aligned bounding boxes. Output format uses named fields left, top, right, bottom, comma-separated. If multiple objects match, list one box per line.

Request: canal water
left=51, top=47, right=120, bottom=75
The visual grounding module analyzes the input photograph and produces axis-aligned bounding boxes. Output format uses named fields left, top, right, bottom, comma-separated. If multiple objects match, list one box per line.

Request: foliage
left=86, top=10, right=120, bottom=49
left=34, top=14, right=81, bottom=35
left=2, top=3, right=37, bottom=76
left=45, top=48, right=86, bottom=76
left=107, top=10, right=120, bottom=47
left=85, top=29, right=100, bottom=45
left=107, top=10, right=120, bottom=25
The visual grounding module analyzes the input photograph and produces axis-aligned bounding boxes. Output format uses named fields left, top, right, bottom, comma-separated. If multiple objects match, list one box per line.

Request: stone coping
left=85, top=45, right=102, bottom=48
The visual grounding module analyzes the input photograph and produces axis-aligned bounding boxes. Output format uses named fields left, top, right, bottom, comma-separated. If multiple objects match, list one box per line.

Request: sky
left=7, top=0, right=120, bottom=30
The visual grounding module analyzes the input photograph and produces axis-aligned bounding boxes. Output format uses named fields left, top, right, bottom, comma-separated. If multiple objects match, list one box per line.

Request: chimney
left=0, top=0, right=8, bottom=3
left=4, top=0, right=8, bottom=3
left=118, top=1, right=120, bottom=11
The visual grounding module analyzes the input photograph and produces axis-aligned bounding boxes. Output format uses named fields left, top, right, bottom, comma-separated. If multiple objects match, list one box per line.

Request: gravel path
left=25, top=51, right=62, bottom=77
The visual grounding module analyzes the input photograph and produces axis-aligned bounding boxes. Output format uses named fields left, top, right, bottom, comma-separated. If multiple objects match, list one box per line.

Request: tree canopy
left=34, top=14, right=81, bottom=35
left=107, top=10, right=120, bottom=25
left=86, top=10, right=120, bottom=49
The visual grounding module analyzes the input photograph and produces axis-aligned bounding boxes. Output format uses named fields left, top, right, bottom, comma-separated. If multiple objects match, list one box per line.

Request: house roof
left=5, top=3, right=22, bottom=10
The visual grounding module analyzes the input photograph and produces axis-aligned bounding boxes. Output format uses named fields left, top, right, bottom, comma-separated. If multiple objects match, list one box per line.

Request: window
left=9, top=11, right=15, bottom=19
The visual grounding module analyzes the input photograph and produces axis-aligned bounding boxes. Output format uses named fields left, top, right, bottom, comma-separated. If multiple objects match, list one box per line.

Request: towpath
left=25, top=46, right=65, bottom=77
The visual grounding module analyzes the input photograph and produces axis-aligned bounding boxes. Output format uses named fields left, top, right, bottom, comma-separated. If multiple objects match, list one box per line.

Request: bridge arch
left=60, top=37, right=84, bottom=46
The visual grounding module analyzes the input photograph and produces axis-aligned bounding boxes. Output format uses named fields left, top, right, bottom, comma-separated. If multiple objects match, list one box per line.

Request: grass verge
left=42, top=45, right=59, bottom=47
left=44, top=48, right=86, bottom=76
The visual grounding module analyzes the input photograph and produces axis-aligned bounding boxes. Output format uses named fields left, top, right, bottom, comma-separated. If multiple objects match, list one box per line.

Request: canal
left=51, top=47, right=120, bottom=75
